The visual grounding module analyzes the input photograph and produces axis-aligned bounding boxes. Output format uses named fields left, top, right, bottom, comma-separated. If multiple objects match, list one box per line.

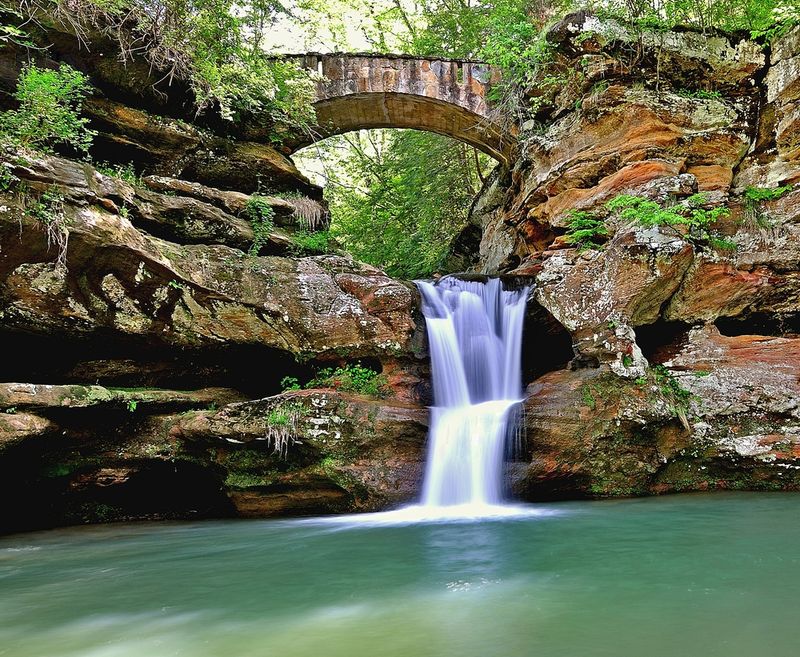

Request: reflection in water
left=423, top=522, right=506, bottom=586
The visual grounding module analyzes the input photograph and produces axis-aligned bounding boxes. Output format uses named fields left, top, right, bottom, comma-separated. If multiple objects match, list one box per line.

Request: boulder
left=517, top=328, right=800, bottom=500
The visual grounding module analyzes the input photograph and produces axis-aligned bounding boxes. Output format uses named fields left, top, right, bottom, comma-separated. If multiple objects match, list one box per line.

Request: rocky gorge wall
left=470, top=13, right=800, bottom=497
left=2, top=12, right=800, bottom=533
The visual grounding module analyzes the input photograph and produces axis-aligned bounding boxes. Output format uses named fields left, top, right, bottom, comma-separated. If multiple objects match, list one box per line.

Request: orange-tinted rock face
left=455, top=13, right=800, bottom=500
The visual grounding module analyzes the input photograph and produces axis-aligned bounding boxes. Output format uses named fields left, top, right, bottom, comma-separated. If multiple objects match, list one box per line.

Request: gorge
left=2, top=8, right=800, bottom=533
left=2, top=2, right=800, bottom=655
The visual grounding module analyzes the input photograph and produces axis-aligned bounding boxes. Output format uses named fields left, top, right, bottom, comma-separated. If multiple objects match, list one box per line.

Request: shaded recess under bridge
left=276, top=53, right=515, bottom=166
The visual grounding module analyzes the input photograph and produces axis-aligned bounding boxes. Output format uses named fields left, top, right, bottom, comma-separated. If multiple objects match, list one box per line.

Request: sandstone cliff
left=2, top=12, right=800, bottom=533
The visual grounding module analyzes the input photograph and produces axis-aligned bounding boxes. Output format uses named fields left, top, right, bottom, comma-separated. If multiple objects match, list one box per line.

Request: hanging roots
left=26, top=186, right=69, bottom=273
left=264, top=402, right=305, bottom=458
left=287, top=196, right=328, bottom=231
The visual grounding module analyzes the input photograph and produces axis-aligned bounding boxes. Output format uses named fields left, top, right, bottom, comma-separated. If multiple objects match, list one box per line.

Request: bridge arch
left=281, top=54, right=514, bottom=166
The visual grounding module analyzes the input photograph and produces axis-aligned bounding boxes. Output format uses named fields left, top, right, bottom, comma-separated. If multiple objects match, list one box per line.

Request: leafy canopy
left=314, top=129, right=490, bottom=279
left=13, top=1, right=316, bottom=134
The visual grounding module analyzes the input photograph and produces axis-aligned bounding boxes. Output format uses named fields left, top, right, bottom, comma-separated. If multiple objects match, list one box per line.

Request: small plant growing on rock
left=0, top=63, right=96, bottom=154
left=265, top=401, right=306, bottom=458
left=279, top=193, right=328, bottom=231
left=743, top=185, right=793, bottom=206
left=677, top=88, right=722, bottom=100
left=280, top=376, right=301, bottom=391
left=742, top=185, right=793, bottom=228
left=288, top=229, right=331, bottom=256
left=307, top=364, right=389, bottom=397
left=225, top=472, right=266, bottom=488
left=244, top=195, right=276, bottom=256
left=29, top=186, right=69, bottom=270
left=0, top=164, right=19, bottom=190
left=606, top=193, right=730, bottom=248
left=580, top=384, right=597, bottom=409
left=650, top=364, right=692, bottom=429
left=95, top=161, right=140, bottom=186
left=708, top=236, right=738, bottom=252
left=564, top=210, right=609, bottom=251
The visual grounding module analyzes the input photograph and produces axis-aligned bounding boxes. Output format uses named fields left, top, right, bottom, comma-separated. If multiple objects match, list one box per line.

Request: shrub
left=280, top=376, right=301, bottom=391
left=289, top=229, right=330, bottom=255
left=743, top=185, right=793, bottom=207
left=307, top=364, right=389, bottom=398
left=0, top=63, right=96, bottom=154
left=95, top=161, right=140, bottom=185
left=14, top=1, right=316, bottom=136
left=606, top=193, right=729, bottom=238
left=563, top=210, right=609, bottom=250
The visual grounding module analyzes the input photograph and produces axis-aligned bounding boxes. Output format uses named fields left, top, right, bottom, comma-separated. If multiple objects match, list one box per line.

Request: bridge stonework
left=283, top=54, right=513, bottom=165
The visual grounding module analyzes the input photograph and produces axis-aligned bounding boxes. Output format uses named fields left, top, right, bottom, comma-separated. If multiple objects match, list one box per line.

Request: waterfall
left=416, top=277, right=528, bottom=511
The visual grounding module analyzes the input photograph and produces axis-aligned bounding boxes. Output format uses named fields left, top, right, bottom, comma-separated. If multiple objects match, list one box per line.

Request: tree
left=307, top=129, right=490, bottom=278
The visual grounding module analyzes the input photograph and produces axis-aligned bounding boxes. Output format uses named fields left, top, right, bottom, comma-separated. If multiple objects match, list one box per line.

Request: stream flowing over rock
left=2, top=11, right=800, bottom=533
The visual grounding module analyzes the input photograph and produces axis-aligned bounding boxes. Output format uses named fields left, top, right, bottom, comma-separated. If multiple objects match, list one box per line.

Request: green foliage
left=15, top=1, right=315, bottom=135
left=225, top=471, right=266, bottom=488
left=0, top=7, right=34, bottom=49
left=266, top=404, right=300, bottom=427
left=594, top=0, right=798, bottom=38
left=651, top=364, right=692, bottom=407
left=126, top=400, right=138, bottom=413
left=0, top=63, right=95, bottom=154
left=606, top=193, right=729, bottom=234
left=564, top=210, right=609, bottom=250
left=0, top=164, right=19, bottom=191
left=480, top=0, right=555, bottom=80
left=279, top=363, right=389, bottom=397
left=322, top=129, right=489, bottom=278
left=95, top=161, right=140, bottom=185
left=307, top=364, right=389, bottom=397
left=244, top=195, right=276, bottom=256
left=677, top=88, right=722, bottom=100
left=580, top=384, right=597, bottom=409
left=709, top=236, right=738, bottom=252
left=289, top=229, right=330, bottom=255
left=280, top=376, right=301, bottom=391
left=30, top=187, right=66, bottom=225
left=743, top=184, right=793, bottom=207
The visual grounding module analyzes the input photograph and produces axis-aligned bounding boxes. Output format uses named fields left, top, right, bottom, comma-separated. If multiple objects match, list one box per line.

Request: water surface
left=1, top=492, right=798, bottom=657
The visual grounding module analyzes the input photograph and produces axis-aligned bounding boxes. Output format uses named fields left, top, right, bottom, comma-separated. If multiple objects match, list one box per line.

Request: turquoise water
left=1, top=492, right=798, bottom=657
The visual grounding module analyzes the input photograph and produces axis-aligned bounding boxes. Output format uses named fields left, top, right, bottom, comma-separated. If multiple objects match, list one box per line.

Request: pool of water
left=1, top=492, right=798, bottom=657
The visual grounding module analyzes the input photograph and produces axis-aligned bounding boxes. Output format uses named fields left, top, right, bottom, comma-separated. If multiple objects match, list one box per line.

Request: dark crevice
left=521, top=298, right=573, bottom=383
left=634, top=319, right=696, bottom=363
left=0, top=329, right=317, bottom=398
left=715, top=312, right=800, bottom=338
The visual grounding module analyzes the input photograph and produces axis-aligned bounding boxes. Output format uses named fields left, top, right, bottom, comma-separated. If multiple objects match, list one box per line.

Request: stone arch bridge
left=278, top=53, right=513, bottom=166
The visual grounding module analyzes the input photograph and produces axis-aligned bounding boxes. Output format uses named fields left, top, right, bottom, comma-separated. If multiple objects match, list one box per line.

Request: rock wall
left=0, top=147, right=433, bottom=532
left=470, top=13, right=800, bottom=497
left=3, top=11, right=800, bottom=533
